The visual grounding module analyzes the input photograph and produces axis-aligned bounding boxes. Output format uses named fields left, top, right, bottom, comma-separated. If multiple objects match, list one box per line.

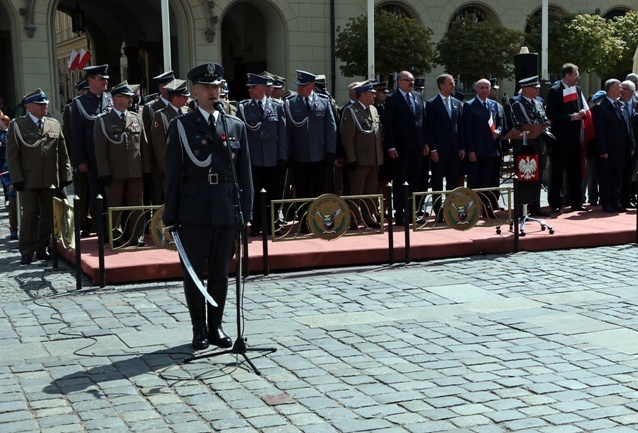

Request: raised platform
left=58, top=207, right=638, bottom=285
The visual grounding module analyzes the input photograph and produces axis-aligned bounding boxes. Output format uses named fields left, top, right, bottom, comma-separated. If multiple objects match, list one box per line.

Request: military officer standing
left=510, top=76, right=551, bottom=216
left=163, top=63, right=253, bottom=350
left=237, top=73, right=288, bottom=236
left=151, top=79, right=191, bottom=186
left=284, top=70, right=337, bottom=232
left=142, top=71, right=174, bottom=206
left=340, top=81, right=384, bottom=227
left=94, top=82, right=151, bottom=247
left=71, top=64, right=112, bottom=236
left=6, top=89, right=72, bottom=264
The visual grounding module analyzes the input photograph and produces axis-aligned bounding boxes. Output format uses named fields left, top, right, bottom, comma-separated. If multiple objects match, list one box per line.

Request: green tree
left=435, top=16, right=524, bottom=83
left=335, top=11, right=435, bottom=77
left=568, top=14, right=624, bottom=78
left=613, top=10, right=638, bottom=77
left=524, top=10, right=576, bottom=75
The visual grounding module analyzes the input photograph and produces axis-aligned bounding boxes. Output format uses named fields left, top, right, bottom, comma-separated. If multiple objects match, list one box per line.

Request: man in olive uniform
left=151, top=78, right=191, bottom=190
left=142, top=70, right=174, bottom=206
left=94, top=82, right=151, bottom=247
left=6, top=89, right=72, bottom=264
left=340, top=81, right=384, bottom=227
left=163, top=63, right=253, bottom=350
left=510, top=76, right=551, bottom=216
left=284, top=70, right=337, bottom=232
left=237, top=73, right=288, bottom=236
left=71, top=64, right=112, bottom=236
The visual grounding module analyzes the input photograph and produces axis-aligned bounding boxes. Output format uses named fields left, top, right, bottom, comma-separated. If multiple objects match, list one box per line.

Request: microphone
left=213, top=100, right=226, bottom=114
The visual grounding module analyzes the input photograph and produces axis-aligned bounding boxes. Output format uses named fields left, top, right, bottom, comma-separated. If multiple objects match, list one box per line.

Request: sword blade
left=170, top=229, right=218, bottom=307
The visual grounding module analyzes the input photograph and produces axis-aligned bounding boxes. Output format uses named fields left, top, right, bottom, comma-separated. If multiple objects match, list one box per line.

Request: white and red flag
left=77, top=49, right=92, bottom=70
left=68, top=50, right=80, bottom=70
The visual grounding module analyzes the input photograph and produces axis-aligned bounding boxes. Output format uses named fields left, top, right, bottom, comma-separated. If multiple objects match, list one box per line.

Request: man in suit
left=150, top=79, right=191, bottom=185
left=426, top=73, right=464, bottom=220
left=142, top=71, right=174, bottom=207
left=619, top=79, right=638, bottom=208
left=71, top=64, right=113, bottom=235
left=94, top=81, right=151, bottom=247
left=163, top=63, right=253, bottom=350
left=284, top=70, right=337, bottom=232
left=340, top=80, right=384, bottom=227
left=592, top=79, right=635, bottom=213
left=545, top=63, right=589, bottom=213
left=6, top=89, right=72, bottom=264
left=237, top=73, right=288, bottom=236
left=383, top=70, right=427, bottom=225
left=461, top=78, right=502, bottom=217
left=510, top=76, right=551, bottom=216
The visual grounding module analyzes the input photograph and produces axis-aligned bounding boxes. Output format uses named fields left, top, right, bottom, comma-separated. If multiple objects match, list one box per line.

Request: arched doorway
left=221, top=1, right=286, bottom=101
left=52, top=0, right=193, bottom=100
left=0, top=0, right=16, bottom=116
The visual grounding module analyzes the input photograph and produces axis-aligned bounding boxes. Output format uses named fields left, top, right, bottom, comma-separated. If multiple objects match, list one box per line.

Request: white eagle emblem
left=316, top=209, right=342, bottom=231
left=452, top=201, right=473, bottom=224
left=518, top=156, right=538, bottom=181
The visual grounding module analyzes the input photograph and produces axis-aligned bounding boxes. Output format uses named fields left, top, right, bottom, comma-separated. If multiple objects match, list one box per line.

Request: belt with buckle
left=182, top=174, right=231, bottom=184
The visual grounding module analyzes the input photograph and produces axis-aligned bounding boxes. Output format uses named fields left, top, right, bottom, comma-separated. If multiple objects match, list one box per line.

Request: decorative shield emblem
left=307, top=194, right=351, bottom=240
left=443, top=187, right=481, bottom=230
left=150, top=205, right=177, bottom=250
left=517, top=155, right=539, bottom=182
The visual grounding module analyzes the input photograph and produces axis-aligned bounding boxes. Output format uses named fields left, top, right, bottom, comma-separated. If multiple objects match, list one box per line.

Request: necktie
left=444, top=98, right=451, bottom=117
left=406, top=93, right=415, bottom=115
left=258, top=100, right=264, bottom=115
left=484, top=101, right=489, bottom=112
left=305, top=97, right=311, bottom=112
left=208, top=114, right=215, bottom=129
left=37, top=119, right=42, bottom=130
left=121, top=112, right=126, bottom=122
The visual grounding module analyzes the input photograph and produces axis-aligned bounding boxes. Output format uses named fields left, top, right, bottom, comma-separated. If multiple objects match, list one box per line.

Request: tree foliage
left=524, top=10, right=576, bottom=75
left=568, top=14, right=624, bottom=78
left=435, top=16, right=525, bottom=83
left=613, top=10, right=638, bottom=77
left=335, top=11, right=435, bottom=77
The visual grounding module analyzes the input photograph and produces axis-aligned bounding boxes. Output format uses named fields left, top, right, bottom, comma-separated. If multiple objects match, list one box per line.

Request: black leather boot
left=184, top=280, right=209, bottom=350
left=207, top=279, right=232, bottom=348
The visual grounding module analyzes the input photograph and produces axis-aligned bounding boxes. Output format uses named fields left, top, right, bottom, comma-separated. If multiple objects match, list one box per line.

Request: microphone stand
left=503, top=93, right=521, bottom=250
left=185, top=101, right=276, bottom=375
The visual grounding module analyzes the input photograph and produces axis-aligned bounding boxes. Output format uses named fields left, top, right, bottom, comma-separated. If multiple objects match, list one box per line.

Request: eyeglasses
left=399, top=79, right=414, bottom=82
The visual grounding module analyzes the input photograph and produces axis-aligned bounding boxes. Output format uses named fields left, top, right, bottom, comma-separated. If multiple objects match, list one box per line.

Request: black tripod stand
left=184, top=102, right=276, bottom=375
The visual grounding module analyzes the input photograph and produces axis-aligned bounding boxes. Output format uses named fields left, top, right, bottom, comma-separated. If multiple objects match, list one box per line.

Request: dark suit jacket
left=383, top=90, right=426, bottom=152
left=461, top=97, right=502, bottom=158
left=592, top=97, right=634, bottom=171
left=163, top=109, right=253, bottom=226
left=545, top=81, right=583, bottom=144
left=425, top=94, right=462, bottom=157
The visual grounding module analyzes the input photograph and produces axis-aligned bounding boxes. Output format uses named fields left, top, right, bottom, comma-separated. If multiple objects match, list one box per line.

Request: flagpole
left=161, top=0, right=172, bottom=71
left=541, top=0, right=548, bottom=80
left=367, top=0, right=374, bottom=80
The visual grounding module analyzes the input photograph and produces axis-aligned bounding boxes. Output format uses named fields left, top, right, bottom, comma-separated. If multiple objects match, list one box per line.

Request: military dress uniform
left=94, top=83, right=151, bottom=245
left=511, top=76, right=550, bottom=215
left=71, top=66, right=113, bottom=234
left=163, top=63, right=253, bottom=350
left=237, top=74, right=288, bottom=235
left=6, top=90, right=72, bottom=263
left=284, top=71, right=337, bottom=202
left=340, top=82, right=384, bottom=226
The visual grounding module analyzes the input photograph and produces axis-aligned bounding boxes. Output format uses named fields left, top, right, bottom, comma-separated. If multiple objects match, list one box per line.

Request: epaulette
left=316, top=93, right=330, bottom=100
left=129, top=111, right=142, bottom=119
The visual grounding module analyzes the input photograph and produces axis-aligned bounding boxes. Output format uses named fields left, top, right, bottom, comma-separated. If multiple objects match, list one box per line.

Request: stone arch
left=448, top=2, right=501, bottom=29
left=219, top=0, right=288, bottom=100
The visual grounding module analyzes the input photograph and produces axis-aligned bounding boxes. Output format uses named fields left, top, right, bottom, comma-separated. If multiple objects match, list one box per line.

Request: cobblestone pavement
left=3, top=198, right=638, bottom=432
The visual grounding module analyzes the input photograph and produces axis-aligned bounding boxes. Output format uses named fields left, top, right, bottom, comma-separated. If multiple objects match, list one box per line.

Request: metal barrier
left=106, top=204, right=163, bottom=250
left=412, top=186, right=513, bottom=234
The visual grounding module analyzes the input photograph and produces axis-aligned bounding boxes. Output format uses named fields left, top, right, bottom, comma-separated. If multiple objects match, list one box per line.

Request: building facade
left=0, top=0, right=634, bottom=117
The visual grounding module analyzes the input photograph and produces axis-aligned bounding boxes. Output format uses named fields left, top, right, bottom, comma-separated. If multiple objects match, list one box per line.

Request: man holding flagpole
left=545, top=63, right=590, bottom=213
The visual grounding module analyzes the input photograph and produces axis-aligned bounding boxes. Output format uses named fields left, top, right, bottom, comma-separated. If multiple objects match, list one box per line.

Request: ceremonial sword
left=168, top=227, right=218, bottom=307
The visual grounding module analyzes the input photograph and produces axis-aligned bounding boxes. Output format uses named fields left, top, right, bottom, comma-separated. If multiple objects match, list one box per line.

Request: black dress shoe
left=571, top=205, right=590, bottom=212
left=35, top=251, right=51, bottom=260
left=136, top=240, right=146, bottom=247
left=365, top=221, right=381, bottom=228
left=249, top=229, right=261, bottom=237
left=613, top=205, right=628, bottom=213
left=80, top=228, right=92, bottom=238
left=208, top=325, right=232, bottom=348
left=602, top=205, right=617, bottom=213
left=394, top=217, right=405, bottom=226
left=529, top=207, right=550, bottom=217
left=20, top=254, right=33, bottom=265
left=349, top=221, right=358, bottom=230
left=192, top=324, right=209, bottom=350
left=621, top=203, right=636, bottom=209
left=551, top=207, right=561, bottom=213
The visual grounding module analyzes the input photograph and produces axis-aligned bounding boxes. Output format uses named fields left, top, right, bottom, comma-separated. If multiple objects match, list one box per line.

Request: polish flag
left=68, top=50, right=80, bottom=70
left=77, top=49, right=92, bottom=70
left=488, top=112, right=495, bottom=132
left=563, top=86, right=578, bottom=103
